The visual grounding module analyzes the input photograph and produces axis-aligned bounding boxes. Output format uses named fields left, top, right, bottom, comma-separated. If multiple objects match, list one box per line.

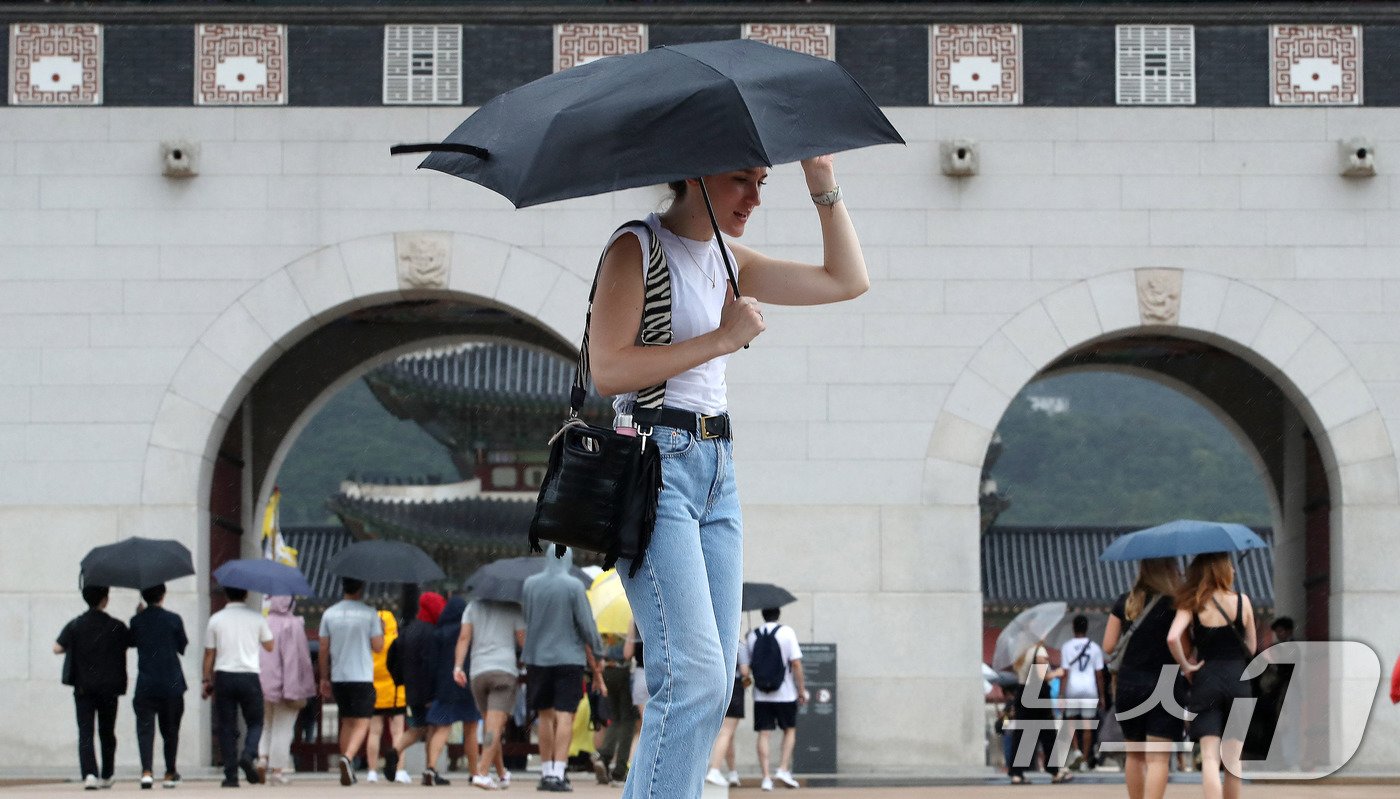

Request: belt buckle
left=698, top=414, right=722, bottom=440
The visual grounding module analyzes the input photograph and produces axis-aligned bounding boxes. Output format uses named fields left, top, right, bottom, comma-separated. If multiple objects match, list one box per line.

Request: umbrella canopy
left=588, top=569, right=632, bottom=636
left=462, top=555, right=589, bottom=605
left=1098, top=519, right=1269, bottom=562
left=1045, top=611, right=1110, bottom=651
left=213, top=559, right=314, bottom=597
left=80, top=537, right=194, bottom=590
left=992, top=601, right=1067, bottom=671
left=741, top=582, right=797, bottom=612
left=327, top=540, right=445, bottom=584
left=396, top=39, right=904, bottom=209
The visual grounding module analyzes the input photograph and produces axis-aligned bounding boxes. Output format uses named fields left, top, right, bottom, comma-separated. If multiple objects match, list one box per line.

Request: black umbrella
left=741, top=582, right=797, bottom=612
left=80, top=537, right=194, bottom=590
left=463, top=556, right=589, bottom=604
left=213, top=559, right=314, bottom=597
left=327, top=540, right=445, bottom=584
left=392, top=39, right=904, bottom=295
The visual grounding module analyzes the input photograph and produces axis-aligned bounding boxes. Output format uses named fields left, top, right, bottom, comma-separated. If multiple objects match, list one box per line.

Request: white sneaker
left=394, top=769, right=413, bottom=784
left=775, top=770, right=799, bottom=789
left=761, top=777, right=774, bottom=791
left=100, top=777, right=116, bottom=790
left=498, top=770, right=511, bottom=787
left=728, top=771, right=741, bottom=787
left=366, top=770, right=380, bottom=783
left=705, top=768, right=727, bottom=787
left=83, top=775, right=99, bottom=791
left=471, top=774, right=501, bottom=790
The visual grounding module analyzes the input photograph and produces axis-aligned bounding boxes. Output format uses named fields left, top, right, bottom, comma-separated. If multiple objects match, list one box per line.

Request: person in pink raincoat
left=257, top=596, right=316, bottom=784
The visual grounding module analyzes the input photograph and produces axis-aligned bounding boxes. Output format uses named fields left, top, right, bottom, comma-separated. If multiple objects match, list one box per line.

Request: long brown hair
left=1126, top=557, right=1182, bottom=620
left=1175, top=552, right=1235, bottom=613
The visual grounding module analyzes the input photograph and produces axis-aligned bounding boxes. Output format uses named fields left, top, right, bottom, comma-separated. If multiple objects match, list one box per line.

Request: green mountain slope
left=989, top=372, right=1272, bottom=527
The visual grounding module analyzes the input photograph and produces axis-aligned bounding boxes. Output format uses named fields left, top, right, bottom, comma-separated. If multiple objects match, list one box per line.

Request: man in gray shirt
left=318, top=577, right=385, bottom=786
left=521, top=548, right=604, bottom=792
left=453, top=599, right=525, bottom=790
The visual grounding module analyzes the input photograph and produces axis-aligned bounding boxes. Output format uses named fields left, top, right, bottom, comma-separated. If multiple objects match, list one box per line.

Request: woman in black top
left=1102, top=557, right=1184, bottom=799
left=1168, top=552, right=1257, bottom=799
left=1008, top=642, right=1066, bottom=784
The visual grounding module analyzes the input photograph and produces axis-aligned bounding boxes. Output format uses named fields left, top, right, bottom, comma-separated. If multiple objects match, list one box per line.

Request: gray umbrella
left=463, top=555, right=589, bottom=605
left=992, top=601, right=1067, bottom=671
left=327, top=540, right=445, bottom=584
left=80, top=537, right=194, bottom=590
left=392, top=39, right=903, bottom=296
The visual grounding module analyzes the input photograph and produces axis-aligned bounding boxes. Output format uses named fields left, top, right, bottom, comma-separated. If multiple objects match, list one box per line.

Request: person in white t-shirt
left=1061, top=615, right=1105, bottom=770
left=745, top=609, right=805, bottom=791
left=202, top=587, right=274, bottom=788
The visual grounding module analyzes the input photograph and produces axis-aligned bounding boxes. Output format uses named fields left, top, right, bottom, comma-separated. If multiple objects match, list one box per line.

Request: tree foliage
left=990, top=372, right=1272, bottom=527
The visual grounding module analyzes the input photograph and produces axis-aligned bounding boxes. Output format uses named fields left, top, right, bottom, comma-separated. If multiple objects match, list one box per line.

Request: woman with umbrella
left=1168, top=552, right=1257, bottom=799
left=587, top=153, right=869, bottom=796
left=1102, top=557, right=1185, bottom=799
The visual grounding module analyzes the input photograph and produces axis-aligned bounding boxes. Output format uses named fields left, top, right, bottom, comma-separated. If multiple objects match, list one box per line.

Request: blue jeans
left=619, top=425, right=742, bottom=799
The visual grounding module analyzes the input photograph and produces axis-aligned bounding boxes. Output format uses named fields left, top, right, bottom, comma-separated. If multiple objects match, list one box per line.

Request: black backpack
left=750, top=625, right=787, bottom=693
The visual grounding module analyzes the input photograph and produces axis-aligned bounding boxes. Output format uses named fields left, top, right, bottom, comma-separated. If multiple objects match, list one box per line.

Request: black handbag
left=529, top=221, right=672, bottom=576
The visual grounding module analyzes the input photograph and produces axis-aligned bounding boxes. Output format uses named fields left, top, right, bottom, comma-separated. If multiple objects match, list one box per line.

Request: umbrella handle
left=697, top=179, right=749, bottom=349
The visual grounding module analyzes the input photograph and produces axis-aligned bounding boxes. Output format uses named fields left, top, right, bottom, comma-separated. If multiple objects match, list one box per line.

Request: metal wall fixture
left=940, top=139, right=978, bottom=177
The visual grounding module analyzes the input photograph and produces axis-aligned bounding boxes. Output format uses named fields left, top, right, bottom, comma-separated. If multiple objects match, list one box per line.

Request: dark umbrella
left=462, top=556, right=589, bottom=604
left=392, top=39, right=904, bottom=295
left=741, top=582, right=797, bottom=612
left=80, top=537, right=194, bottom=590
left=327, top=539, right=446, bottom=584
left=1098, top=519, right=1269, bottom=562
left=213, top=559, right=314, bottom=597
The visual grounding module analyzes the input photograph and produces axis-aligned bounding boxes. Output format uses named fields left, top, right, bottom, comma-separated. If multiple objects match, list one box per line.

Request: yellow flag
left=261, top=488, right=298, bottom=567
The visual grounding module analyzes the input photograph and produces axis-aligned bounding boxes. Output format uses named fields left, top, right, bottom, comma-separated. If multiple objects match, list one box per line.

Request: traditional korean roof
left=982, top=525, right=1275, bottom=612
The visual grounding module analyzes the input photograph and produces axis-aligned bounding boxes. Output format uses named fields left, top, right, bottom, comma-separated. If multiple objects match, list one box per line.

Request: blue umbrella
left=213, top=559, right=314, bottom=596
left=1098, top=519, right=1269, bottom=562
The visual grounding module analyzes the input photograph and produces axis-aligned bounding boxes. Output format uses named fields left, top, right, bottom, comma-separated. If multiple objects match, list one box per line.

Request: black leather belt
left=640, top=407, right=732, bottom=440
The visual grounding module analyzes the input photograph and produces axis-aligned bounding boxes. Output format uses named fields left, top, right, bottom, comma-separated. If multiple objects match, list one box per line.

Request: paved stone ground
left=3, top=773, right=1396, bottom=798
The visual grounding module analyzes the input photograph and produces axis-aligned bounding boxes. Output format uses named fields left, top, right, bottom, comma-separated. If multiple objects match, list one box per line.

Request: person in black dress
left=1103, top=557, right=1184, bottom=799
left=1008, top=642, right=1067, bottom=784
left=1168, top=552, right=1257, bottom=799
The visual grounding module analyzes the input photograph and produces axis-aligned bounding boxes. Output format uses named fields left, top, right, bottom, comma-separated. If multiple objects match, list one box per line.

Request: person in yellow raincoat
left=367, top=607, right=407, bottom=783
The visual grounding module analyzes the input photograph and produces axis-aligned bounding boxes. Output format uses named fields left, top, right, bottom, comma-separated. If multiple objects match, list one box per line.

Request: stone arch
left=934, top=268, right=1400, bottom=769
left=139, top=230, right=590, bottom=512
left=925, top=268, right=1393, bottom=515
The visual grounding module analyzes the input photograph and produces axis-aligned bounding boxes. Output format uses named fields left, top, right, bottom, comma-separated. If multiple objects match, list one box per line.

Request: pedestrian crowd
left=55, top=555, right=814, bottom=794
left=996, top=550, right=1289, bottom=799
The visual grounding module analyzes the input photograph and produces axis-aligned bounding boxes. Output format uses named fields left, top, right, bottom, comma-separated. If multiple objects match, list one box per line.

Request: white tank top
left=607, top=213, right=733, bottom=416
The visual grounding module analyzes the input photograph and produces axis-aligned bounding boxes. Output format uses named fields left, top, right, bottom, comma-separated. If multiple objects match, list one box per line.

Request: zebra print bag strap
left=571, top=220, right=672, bottom=417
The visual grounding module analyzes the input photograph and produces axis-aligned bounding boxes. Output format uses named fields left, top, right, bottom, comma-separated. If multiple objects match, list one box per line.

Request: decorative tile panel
left=741, top=23, right=835, bottom=60
left=9, top=23, right=102, bottom=105
left=1271, top=25, right=1362, bottom=106
left=384, top=25, right=461, bottom=105
left=1117, top=25, right=1195, bottom=105
left=930, top=24, right=1021, bottom=106
left=195, top=24, right=287, bottom=106
left=553, top=23, right=646, bottom=72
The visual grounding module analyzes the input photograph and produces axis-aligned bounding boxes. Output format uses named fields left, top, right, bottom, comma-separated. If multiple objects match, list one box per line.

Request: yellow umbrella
left=588, top=569, right=632, bottom=636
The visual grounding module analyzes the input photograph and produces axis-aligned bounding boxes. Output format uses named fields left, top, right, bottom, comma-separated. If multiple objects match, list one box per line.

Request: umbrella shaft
left=698, top=180, right=742, bottom=298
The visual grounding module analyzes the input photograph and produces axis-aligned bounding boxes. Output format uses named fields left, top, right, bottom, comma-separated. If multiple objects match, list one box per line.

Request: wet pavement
left=2, top=772, right=1396, bottom=798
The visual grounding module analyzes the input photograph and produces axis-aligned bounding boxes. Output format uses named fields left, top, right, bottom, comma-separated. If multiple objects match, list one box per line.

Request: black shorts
left=374, top=706, right=406, bottom=717
left=406, top=703, right=430, bottom=729
left=725, top=678, right=745, bottom=719
left=526, top=664, right=585, bottom=713
left=753, top=701, right=797, bottom=731
left=331, top=682, right=376, bottom=719
left=1115, top=677, right=1186, bottom=743
left=1187, top=662, right=1251, bottom=741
